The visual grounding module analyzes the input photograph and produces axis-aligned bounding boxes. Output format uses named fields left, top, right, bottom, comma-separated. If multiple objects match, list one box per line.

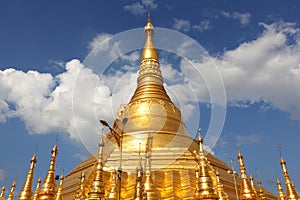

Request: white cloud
left=172, top=18, right=191, bottom=32
left=124, top=0, right=157, bottom=15
left=88, top=33, right=113, bottom=53
left=192, top=20, right=213, bottom=32
left=235, top=134, right=263, bottom=145
left=222, top=11, right=251, bottom=25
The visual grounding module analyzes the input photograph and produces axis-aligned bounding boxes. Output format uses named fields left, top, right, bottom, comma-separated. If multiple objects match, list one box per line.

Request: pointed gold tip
left=148, top=10, right=151, bottom=23
left=197, top=128, right=203, bottom=144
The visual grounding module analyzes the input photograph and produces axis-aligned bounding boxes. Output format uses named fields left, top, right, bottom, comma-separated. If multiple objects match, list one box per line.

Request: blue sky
left=1, top=0, right=300, bottom=195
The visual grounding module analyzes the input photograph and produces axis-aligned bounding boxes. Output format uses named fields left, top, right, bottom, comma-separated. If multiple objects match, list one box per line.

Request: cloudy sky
left=1, top=0, right=300, bottom=195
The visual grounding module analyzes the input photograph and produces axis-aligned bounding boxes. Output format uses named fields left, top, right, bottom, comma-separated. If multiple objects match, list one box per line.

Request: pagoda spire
left=33, top=178, right=42, bottom=200
left=277, top=179, right=285, bottom=200
left=7, top=180, right=16, bottom=200
left=237, top=150, right=256, bottom=200
left=18, top=153, right=37, bottom=200
left=38, top=144, right=58, bottom=200
left=74, top=171, right=86, bottom=200
left=216, top=170, right=229, bottom=200
left=194, top=129, right=219, bottom=200
left=280, top=155, right=298, bottom=200
left=249, top=174, right=258, bottom=198
left=87, top=134, right=106, bottom=199
left=257, top=178, right=265, bottom=200
left=107, top=171, right=117, bottom=200
left=55, top=173, right=64, bottom=200
left=134, top=144, right=144, bottom=200
left=0, top=185, right=5, bottom=200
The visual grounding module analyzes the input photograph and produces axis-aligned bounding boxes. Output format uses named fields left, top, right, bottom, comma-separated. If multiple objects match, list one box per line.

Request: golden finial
left=237, top=150, right=256, bottom=200
left=87, top=134, right=106, bottom=199
left=216, top=170, right=229, bottom=200
left=39, top=144, right=58, bottom=200
left=55, top=173, right=64, bottom=200
left=74, top=171, right=86, bottom=200
left=249, top=174, right=258, bottom=199
left=18, top=153, right=37, bottom=200
left=277, top=178, right=285, bottom=200
left=256, top=178, right=265, bottom=200
left=108, top=171, right=117, bottom=200
left=194, top=129, right=218, bottom=200
left=7, top=180, right=16, bottom=200
left=32, top=178, right=42, bottom=200
left=278, top=146, right=299, bottom=200
left=0, top=185, right=6, bottom=200
left=134, top=143, right=144, bottom=200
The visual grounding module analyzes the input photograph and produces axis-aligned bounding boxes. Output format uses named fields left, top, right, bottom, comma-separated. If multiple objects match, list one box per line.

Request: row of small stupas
left=0, top=130, right=298, bottom=200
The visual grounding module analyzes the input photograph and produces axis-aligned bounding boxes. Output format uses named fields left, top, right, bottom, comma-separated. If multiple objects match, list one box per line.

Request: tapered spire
left=74, top=171, right=86, bottom=200
left=33, top=178, right=42, bottom=200
left=38, top=144, right=58, bottom=200
left=257, top=178, right=265, bottom=200
left=249, top=174, right=258, bottom=199
left=0, top=185, right=5, bottom=200
left=7, top=180, right=16, bottom=200
left=107, top=171, right=117, bottom=200
left=134, top=145, right=144, bottom=200
left=18, top=153, right=37, bottom=200
left=55, top=174, right=64, bottom=200
left=237, top=150, right=256, bottom=200
left=87, top=134, right=106, bottom=199
left=216, top=170, right=229, bottom=200
left=194, top=129, right=219, bottom=200
left=277, top=179, right=285, bottom=200
left=280, top=155, right=298, bottom=200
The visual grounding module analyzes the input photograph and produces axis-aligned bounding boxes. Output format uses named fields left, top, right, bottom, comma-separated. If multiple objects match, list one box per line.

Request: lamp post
left=228, top=158, right=239, bottom=200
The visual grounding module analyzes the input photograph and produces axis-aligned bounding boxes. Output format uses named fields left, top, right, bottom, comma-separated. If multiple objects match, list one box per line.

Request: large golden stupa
left=2, top=15, right=299, bottom=200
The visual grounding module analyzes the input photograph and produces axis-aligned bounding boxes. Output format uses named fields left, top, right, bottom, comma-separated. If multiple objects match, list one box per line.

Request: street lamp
left=228, top=158, right=239, bottom=200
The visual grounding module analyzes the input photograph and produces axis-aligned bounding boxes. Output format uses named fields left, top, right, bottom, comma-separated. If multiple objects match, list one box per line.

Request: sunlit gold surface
left=32, top=178, right=41, bottom=200
left=0, top=185, right=5, bottom=200
left=7, top=180, right=16, bottom=200
left=276, top=179, right=285, bottom=200
left=257, top=178, right=266, bottom=200
left=55, top=174, right=64, bottom=200
left=18, top=153, right=37, bottom=200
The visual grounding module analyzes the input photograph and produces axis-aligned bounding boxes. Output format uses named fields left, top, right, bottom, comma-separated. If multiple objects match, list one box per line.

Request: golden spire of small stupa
left=74, top=171, right=86, bottom=200
left=7, top=180, right=16, bottom=200
left=38, top=144, right=58, bottom=200
left=18, top=153, right=37, bottom=200
left=33, top=178, right=42, bottom=200
left=55, top=173, right=64, bottom=200
left=194, top=129, right=219, bottom=200
left=87, top=134, right=105, bottom=199
left=280, top=155, right=299, bottom=200
left=107, top=171, right=117, bottom=200
left=277, top=178, right=285, bottom=200
left=134, top=144, right=144, bottom=200
left=216, top=170, right=229, bottom=200
left=237, top=150, right=256, bottom=200
left=257, top=178, right=265, bottom=200
left=249, top=174, right=258, bottom=198
left=0, top=185, right=6, bottom=200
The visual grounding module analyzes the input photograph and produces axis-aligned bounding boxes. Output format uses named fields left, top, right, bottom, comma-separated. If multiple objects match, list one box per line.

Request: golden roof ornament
left=216, top=170, right=229, bottom=200
left=194, top=129, right=219, bottom=200
left=7, top=180, right=16, bottom=200
left=87, top=134, right=106, bottom=199
left=0, top=185, right=5, bottom=200
left=237, top=150, right=256, bottom=200
left=257, top=178, right=265, bottom=200
left=276, top=179, right=285, bottom=200
left=18, top=153, right=37, bottom=200
left=249, top=174, right=258, bottom=199
left=38, top=144, right=58, bottom=200
left=107, top=171, right=117, bottom=200
left=74, top=171, right=86, bottom=200
left=55, top=173, right=64, bottom=200
left=134, top=144, right=144, bottom=200
left=33, top=178, right=42, bottom=200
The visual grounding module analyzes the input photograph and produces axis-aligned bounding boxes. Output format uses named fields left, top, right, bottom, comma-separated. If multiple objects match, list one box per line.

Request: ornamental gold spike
left=107, top=171, right=117, bottom=200
left=194, top=129, right=219, bottom=200
left=18, top=153, right=37, bottom=200
left=249, top=174, right=258, bottom=199
left=277, top=179, right=285, bottom=200
left=237, top=150, right=256, bottom=200
left=257, top=178, right=265, bottom=200
left=55, top=173, right=64, bottom=200
left=38, top=144, right=58, bottom=200
left=74, top=172, right=85, bottom=200
left=7, top=180, right=16, bottom=200
left=134, top=146, right=144, bottom=200
left=0, top=185, right=5, bottom=200
left=216, top=170, right=229, bottom=200
left=280, top=155, right=299, bottom=200
left=87, top=134, right=105, bottom=199
left=33, top=178, right=42, bottom=200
